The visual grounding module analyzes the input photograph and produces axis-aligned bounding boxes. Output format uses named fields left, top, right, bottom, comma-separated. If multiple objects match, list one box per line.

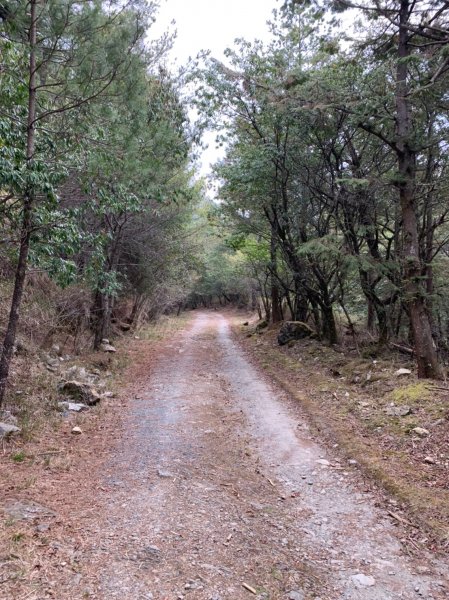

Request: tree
left=0, top=0, right=159, bottom=405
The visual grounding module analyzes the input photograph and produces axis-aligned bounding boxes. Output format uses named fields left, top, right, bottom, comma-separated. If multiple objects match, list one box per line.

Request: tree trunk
left=0, top=0, right=37, bottom=407
left=321, top=303, right=339, bottom=345
left=395, top=1, right=443, bottom=378
left=93, top=291, right=112, bottom=349
left=270, top=231, right=282, bottom=323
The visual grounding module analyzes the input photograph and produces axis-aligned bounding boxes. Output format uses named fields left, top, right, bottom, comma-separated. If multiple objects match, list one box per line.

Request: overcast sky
left=150, top=0, right=279, bottom=179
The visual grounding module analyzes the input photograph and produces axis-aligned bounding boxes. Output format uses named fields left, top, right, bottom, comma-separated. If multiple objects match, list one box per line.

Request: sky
left=149, top=0, right=279, bottom=179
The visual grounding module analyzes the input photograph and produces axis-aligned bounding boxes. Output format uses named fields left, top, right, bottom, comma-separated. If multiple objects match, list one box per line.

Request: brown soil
left=0, top=311, right=448, bottom=600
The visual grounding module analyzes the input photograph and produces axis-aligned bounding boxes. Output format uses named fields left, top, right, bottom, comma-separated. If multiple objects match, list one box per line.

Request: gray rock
left=157, top=469, right=174, bottom=478
left=58, top=401, right=89, bottom=412
left=58, top=380, right=101, bottom=405
left=412, top=427, right=429, bottom=437
left=278, top=321, right=316, bottom=346
left=64, top=366, right=90, bottom=382
left=395, top=368, right=412, bottom=377
left=316, top=459, right=330, bottom=466
left=5, top=499, right=56, bottom=521
left=0, top=410, right=18, bottom=426
left=100, top=343, right=117, bottom=353
left=71, top=426, right=83, bottom=435
left=288, top=592, right=304, bottom=600
left=386, top=404, right=412, bottom=417
left=0, top=422, right=21, bottom=438
left=351, top=574, right=376, bottom=587
left=424, top=456, right=436, bottom=464
left=46, top=356, right=60, bottom=369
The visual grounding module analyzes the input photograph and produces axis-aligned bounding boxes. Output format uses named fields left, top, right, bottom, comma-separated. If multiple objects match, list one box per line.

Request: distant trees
left=196, top=0, right=449, bottom=377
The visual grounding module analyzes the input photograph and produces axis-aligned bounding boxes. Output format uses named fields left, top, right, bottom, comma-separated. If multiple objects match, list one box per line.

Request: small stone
left=100, top=343, right=117, bottom=353
left=71, top=426, right=82, bottom=435
left=157, top=469, right=174, bottom=478
left=386, top=404, right=412, bottom=417
left=288, top=591, right=304, bottom=600
left=424, top=456, right=436, bottom=464
left=58, top=402, right=89, bottom=412
left=395, top=368, right=412, bottom=376
left=316, top=459, right=330, bottom=466
left=348, top=459, right=358, bottom=465
left=0, top=410, right=18, bottom=425
left=46, top=356, right=60, bottom=369
left=412, top=427, right=429, bottom=437
left=0, top=422, right=21, bottom=438
left=351, top=574, right=376, bottom=587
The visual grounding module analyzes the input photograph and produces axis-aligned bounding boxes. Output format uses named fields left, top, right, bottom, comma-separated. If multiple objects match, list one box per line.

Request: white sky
left=149, top=0, right=279, bottom=180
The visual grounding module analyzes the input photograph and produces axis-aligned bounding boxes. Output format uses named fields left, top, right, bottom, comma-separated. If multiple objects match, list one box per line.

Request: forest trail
left=85, top=312, right=447, bottom=600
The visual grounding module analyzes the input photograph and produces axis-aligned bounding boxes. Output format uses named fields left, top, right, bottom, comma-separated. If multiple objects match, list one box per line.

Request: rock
left=278, top=321, right=316, bottom=346
left=288, top=591, right=304, bottom=600
left=100, top=343, right=117, bottom=353
left=5, top=499, right=56, bottom=521
left=119, top=322, right=131, bottom=331
left=351, top=574, right=376, bottom=587
left=58, top=401, right=89, bottom=412
left=411, top=427, right=429, bottom=437
left=101, top=338, right=110, bottom=345
left=394, top=368, right=412, bottom=377
left=243, top=321, right=249, bottom=326
left=316, top=459, right=330, bottom=466
left=424, top=456, right=436, bottom=464
left=64, top=366, right=91, bottom=382
left=385, top=404, right=412, bottom=417
left=46, top=356, right=61, bottom=369
left=157, top=469, right=174, bottom=478
left=59, top=380, right=101, bottom=405
left=51, top=344, right=61, bottom=356
left=71, top=426, right=83, bottom=435
left=0, top=422, right=21, bottom=438
left=0, top=410, right=18, bottom=426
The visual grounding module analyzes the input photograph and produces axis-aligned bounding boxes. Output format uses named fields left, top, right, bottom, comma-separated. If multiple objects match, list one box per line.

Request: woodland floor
left=1, top=311, right=449, bottom=600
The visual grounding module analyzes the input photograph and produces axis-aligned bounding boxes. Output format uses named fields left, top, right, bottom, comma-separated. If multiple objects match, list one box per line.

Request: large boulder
left=278, top=321, right=316, bottom=346
left=58, top=380, right=101, bottom=406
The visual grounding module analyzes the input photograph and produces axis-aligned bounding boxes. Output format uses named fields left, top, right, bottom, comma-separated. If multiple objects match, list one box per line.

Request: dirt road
left=85, top=312, right=448, bottom=599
